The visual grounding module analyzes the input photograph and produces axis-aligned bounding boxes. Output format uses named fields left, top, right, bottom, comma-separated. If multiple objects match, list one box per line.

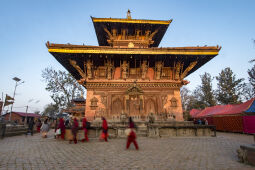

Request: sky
left=0, top=0, right=254, bottom=113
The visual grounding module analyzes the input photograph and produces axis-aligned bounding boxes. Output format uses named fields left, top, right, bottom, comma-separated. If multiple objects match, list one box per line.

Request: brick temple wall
left=84, top=82, right=183, bottom=121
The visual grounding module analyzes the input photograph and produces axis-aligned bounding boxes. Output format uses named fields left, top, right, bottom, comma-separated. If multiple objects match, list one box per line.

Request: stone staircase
left=137, top=123, right=148, bottom=137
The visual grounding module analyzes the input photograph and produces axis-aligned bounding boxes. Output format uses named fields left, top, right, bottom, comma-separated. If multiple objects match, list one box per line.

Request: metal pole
left=1, top=92, right=3, bottom=117
left=9, top=81, right=18, bottom=121
left=25, top=105, right=28, bottom=124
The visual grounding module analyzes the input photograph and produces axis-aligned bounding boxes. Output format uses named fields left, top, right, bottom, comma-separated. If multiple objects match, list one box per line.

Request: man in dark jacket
left=26, top=119, right=35, bottom=136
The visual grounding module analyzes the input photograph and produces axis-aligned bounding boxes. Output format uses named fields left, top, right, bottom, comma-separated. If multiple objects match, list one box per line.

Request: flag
left=4, top=94, right=14, bottom=107
left=5, top=94, right=14, bottom=101
left=4, top=101, right=14, bottom=107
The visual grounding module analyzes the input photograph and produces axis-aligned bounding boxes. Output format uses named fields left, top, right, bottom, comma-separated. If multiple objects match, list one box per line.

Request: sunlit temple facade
left=47, top=11, right=220, bottom=121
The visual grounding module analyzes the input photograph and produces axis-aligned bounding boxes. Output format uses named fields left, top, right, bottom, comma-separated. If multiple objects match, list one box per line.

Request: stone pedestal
left=237, top=144, right=255, bottom=166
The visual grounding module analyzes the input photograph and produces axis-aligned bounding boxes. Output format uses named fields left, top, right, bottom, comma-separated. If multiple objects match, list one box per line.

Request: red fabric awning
left=192, top=98, right=255, bottom=118
left=189, top=109, right=201, bottom=118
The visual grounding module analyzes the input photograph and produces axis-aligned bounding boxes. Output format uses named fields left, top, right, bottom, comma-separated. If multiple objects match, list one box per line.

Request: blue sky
left=0, top=0, right=254, bottom=113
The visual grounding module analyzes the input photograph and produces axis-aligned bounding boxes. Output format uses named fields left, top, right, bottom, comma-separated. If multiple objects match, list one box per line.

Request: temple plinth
left=47, top=11, right=220, bottom=122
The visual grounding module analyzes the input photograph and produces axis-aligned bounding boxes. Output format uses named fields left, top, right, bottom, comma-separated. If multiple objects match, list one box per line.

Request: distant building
left=63, top=97, right=86, bottom=118
left=4, top=112, right=41, bottom=124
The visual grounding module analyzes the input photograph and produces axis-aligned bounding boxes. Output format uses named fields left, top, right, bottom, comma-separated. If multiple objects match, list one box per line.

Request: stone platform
left=64, top=121, right=216, bottom=140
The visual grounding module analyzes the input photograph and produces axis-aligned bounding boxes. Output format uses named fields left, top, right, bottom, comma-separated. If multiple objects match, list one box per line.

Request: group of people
left=55, top=116, right=139, bottom=150
left=193, top=118, right=208, bottom=125
left=54, top=117, right=89, bottom=144
left=27, top=116, right=139, bottom=150
left=26, top=118, right=50, bottom=137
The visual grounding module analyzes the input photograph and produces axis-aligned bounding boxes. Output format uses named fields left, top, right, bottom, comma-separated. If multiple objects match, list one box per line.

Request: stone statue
left=120, top=111, right=127, bottom=125
left=237, top=148, right=247, bottom=163
left=141, top=60, right=148, bottom=79
left=148, top=113, right=155, bottom=124
left=121, top=60, right=129, bottom=79
left=86, top=60, right=93, bottom=79
left=155, top=61, right=163, bottom=80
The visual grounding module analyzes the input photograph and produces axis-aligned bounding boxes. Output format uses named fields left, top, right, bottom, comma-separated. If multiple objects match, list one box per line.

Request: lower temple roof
left=46, top=42, right=221, bottom=81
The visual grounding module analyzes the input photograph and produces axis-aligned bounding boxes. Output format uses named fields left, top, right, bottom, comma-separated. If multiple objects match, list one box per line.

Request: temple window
left=90, top=97, right=98, bottom=110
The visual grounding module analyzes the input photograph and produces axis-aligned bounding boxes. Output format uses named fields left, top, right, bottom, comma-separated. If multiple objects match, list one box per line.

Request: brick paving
left=0, top=131, right=254, bottom=170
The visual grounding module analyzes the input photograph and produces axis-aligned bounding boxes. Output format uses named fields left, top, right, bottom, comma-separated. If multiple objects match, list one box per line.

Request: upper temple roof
left=91, top=14, right=172, bottom=47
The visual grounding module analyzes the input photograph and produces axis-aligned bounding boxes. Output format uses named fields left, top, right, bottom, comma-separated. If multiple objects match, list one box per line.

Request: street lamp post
left=9, top=77, right=24, bottom=122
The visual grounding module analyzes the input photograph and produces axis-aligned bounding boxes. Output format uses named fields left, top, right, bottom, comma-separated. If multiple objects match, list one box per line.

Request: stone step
left=5, top=131, right=27, bottom=137
left=137, top=133, right=147, bottom=137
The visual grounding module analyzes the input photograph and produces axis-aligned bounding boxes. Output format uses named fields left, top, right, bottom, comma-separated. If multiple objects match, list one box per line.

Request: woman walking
left=36, top=119, right=42, bottom=133
left=82, top=117, right=89, bottom=142
left=126, top=117, right=139, bottom=150
left=101, top=117, right=108, bottom=142
left=58, top=118, right=66, bottom=140
left=41, top=119, right=50, bottom=138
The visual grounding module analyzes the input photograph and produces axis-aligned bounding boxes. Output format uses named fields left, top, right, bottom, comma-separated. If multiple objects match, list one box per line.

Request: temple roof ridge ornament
left=127, top=9, right=131, bottom=19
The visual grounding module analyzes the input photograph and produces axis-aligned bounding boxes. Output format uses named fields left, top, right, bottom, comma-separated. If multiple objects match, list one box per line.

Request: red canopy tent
left=189, top=98, right=255, bottom=133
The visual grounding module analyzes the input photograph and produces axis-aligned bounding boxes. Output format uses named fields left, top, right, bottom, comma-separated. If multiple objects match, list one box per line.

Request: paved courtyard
left=0, top=131, right=254, bottom=170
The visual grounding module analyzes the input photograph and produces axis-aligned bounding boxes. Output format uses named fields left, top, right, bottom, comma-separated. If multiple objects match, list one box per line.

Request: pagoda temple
left=47, top=11, right=221, bottom=121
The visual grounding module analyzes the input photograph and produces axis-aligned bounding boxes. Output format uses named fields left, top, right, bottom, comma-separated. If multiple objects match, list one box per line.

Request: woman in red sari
left=126, top=117, right=139, bottom=150
left=101, top=117, right=108, bottom=142
left=82, top=117, right=89, bottom=142
left=58, top=118, right=66, bottom=140
left=36, top=119, right=42, bottom=133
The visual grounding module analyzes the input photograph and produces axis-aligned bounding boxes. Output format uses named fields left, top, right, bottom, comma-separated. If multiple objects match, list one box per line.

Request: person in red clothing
left=126, top=117, right=139, bottom=150
left=36, top=119, right=42, bottom=133
left=58, top=118, right=66, bottom=140
left=70, top=117, right=79, bottom=144
left=82, top=117, right=89, bottom=142
left=101, top=117, right=108, bottom=142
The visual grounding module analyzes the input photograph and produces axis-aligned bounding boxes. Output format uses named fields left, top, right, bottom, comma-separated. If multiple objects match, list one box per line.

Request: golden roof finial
left=127, top=9, right=131, bottom=19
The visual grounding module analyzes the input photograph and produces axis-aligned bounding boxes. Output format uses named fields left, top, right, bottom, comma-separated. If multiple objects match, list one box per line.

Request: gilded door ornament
left=69, top=59, right=86, bottom=78
left=126, top=82, right=143, bottom=96
left=155, top=61, right=163, bottom=80
left=141, top=60, right=148, bottom=79
left=121, top=60, right=129, bottom=79
left=106, top=60, right=114, bottom=80
left=86, top=60, right=93, bottom=79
